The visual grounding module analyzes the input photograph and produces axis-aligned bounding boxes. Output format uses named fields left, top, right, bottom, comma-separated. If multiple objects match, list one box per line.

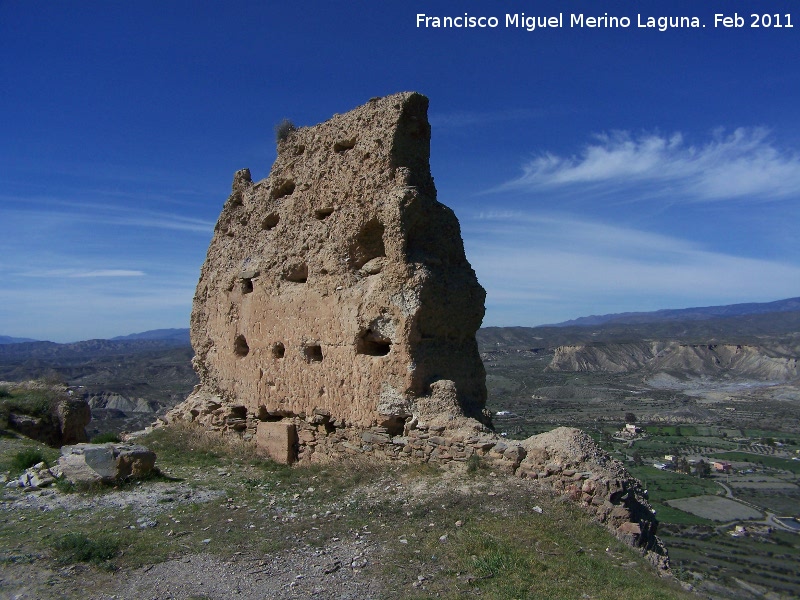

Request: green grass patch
left=0, top=435, right=59, bottom=474
left=52, top=532, right=120, bottom=567
left=91, top=432, right=122, bottom=444
left=10, top=448, right=45, bottom=474
left=387, top=493, right=691, bottom=600
left=0, top=388, right=61, bottom=418
left=643, top=425, right=698, bottom=437
left=645, top=426, right=677, bottom=436
left=628, top=466, right=722, bottom=501
left=649, top=502, right=714, bottom=525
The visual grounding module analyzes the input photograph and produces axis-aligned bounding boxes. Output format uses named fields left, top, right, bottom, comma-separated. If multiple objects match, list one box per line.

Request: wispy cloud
left=429, top=108, right=544, bottom=129
left=19, top=269, right=146, bottom=278
left=503, top=128, right=800, bottom=201
left=0, top=196, right=215, bottom=233
left=462, top=212, right=800, bottom=325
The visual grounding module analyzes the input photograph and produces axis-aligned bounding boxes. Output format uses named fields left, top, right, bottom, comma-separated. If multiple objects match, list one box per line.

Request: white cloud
left=462, top=213, right=800, bottom=325
left=18, top=268, right=145, bottom=278
left=69, top=269, right=146, bottom=278
left=0, top=196, right=215, bottom=233
left=505, top=128, right=800, bottom=200
left=429, top=108, right=543, bottom=129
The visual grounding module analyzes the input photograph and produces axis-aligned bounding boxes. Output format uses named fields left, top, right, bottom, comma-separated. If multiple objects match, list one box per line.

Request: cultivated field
left=665, top=496, right=763, bottom=522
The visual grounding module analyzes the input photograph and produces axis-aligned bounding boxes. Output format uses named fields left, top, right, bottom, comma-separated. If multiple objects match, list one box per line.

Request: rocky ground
left=0, top=425, right=692, bottom=600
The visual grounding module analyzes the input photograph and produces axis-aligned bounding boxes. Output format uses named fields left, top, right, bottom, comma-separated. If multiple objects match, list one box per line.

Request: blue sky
left=2, top=0, right=799, bottom=342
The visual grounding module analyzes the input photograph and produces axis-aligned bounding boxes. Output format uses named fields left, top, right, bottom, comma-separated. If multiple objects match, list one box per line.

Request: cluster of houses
left=652, top=454, right=732, bottom=473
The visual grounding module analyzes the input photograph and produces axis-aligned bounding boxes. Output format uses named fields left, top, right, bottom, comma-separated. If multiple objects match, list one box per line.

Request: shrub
left=11, top=449, right=45, bottom=473
left=274, top=118, right=296, bottom=142
left=55, top=478, right=76, bottom=494
left=0, top=386, right=11, bottom=398
left=53, top=533, right=119, bottom=566
left=2, top=389, right=58, bottom=418
left=467, top=453, right=483, bottom=474
left=91, top=432, right=121, bottom=444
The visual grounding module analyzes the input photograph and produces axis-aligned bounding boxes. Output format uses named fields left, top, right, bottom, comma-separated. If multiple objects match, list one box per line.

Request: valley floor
left=485, top=349, right=800, bottom=599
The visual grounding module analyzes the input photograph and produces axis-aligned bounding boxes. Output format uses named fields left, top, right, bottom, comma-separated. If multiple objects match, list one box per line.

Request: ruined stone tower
left=188, top=92, right=487, bottom=434
left=169, top=94, right=667, bottom=566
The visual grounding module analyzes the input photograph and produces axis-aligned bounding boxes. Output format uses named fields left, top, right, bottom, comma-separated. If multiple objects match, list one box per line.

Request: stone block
left=256, top=421, right=297, bottom=464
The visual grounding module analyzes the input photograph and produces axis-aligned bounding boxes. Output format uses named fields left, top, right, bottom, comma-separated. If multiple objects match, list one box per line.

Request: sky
left=1, top=0, right=799, bottom=342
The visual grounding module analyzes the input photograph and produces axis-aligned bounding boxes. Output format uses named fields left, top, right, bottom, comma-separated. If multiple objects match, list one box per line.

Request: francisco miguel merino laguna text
left=416, top=13, right=705, bottom=32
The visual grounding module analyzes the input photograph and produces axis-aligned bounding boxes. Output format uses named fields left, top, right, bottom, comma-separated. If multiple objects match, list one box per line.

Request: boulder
left=59, top=443, right=156, bottom=484
left=56, top=398, right=91, bottom=444
left=6, top=394, right=91, bottom=447
left=8, top=412, right=60, bottom=446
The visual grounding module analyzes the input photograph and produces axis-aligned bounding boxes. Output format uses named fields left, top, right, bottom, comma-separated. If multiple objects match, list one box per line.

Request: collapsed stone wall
left=166, top=383, right=668, bottom=570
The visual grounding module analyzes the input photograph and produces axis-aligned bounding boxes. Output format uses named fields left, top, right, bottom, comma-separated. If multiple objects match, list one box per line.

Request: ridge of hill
left=111, top=329, right=190, bottom=343
left=552, top=296, right=800, bottom=328
left=0, top=335, right=40, bottom=345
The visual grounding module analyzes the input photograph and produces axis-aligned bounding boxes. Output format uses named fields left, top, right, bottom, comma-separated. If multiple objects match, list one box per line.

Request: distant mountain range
left=111, top=328, right=190, bottom=343
left=0, top=329, right=191, bottom=346
left=0, top=335, right=39, bottom=345
left=551, top=297, right=800, bottom=327
left=2, top=296, right=799, bottom=350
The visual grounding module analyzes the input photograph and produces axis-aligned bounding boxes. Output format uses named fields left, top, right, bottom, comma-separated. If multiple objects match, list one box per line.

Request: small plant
left=11, top=449, right=45, bottom=473
left=274, top=118, right=296, bottom=142
left=53, top=533, right=120, bottom=567
left=91, top=432, right=121, bottom=444
left=0, top=386, right=11, bottom=398
left=467, top=452, right=483, bottom=474
left=55, top=478, right=76, bottom=494
left=1, top=388, right=59, bottom=418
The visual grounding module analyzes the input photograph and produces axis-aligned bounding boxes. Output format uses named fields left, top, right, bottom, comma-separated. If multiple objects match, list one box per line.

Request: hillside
left=111, top=329, right=190, bottom=343
left=0, top=336, right=197, bottom=436
left=478, top=310, right=800, bottom=354
left=547, top=342, right=800, bottom=380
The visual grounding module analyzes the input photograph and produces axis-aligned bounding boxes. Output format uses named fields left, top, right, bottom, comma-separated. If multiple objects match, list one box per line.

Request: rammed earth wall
left=187, top=92, right=487, bottom=431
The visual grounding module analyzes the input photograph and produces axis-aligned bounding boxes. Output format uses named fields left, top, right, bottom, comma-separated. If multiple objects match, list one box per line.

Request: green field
left=712, top=451, right=800, bottom=474
left=628, top=466, right=722, bottom=502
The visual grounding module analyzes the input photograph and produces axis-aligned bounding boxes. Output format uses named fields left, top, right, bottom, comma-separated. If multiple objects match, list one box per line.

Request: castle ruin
left=166, top=93, right=668, bottom=567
